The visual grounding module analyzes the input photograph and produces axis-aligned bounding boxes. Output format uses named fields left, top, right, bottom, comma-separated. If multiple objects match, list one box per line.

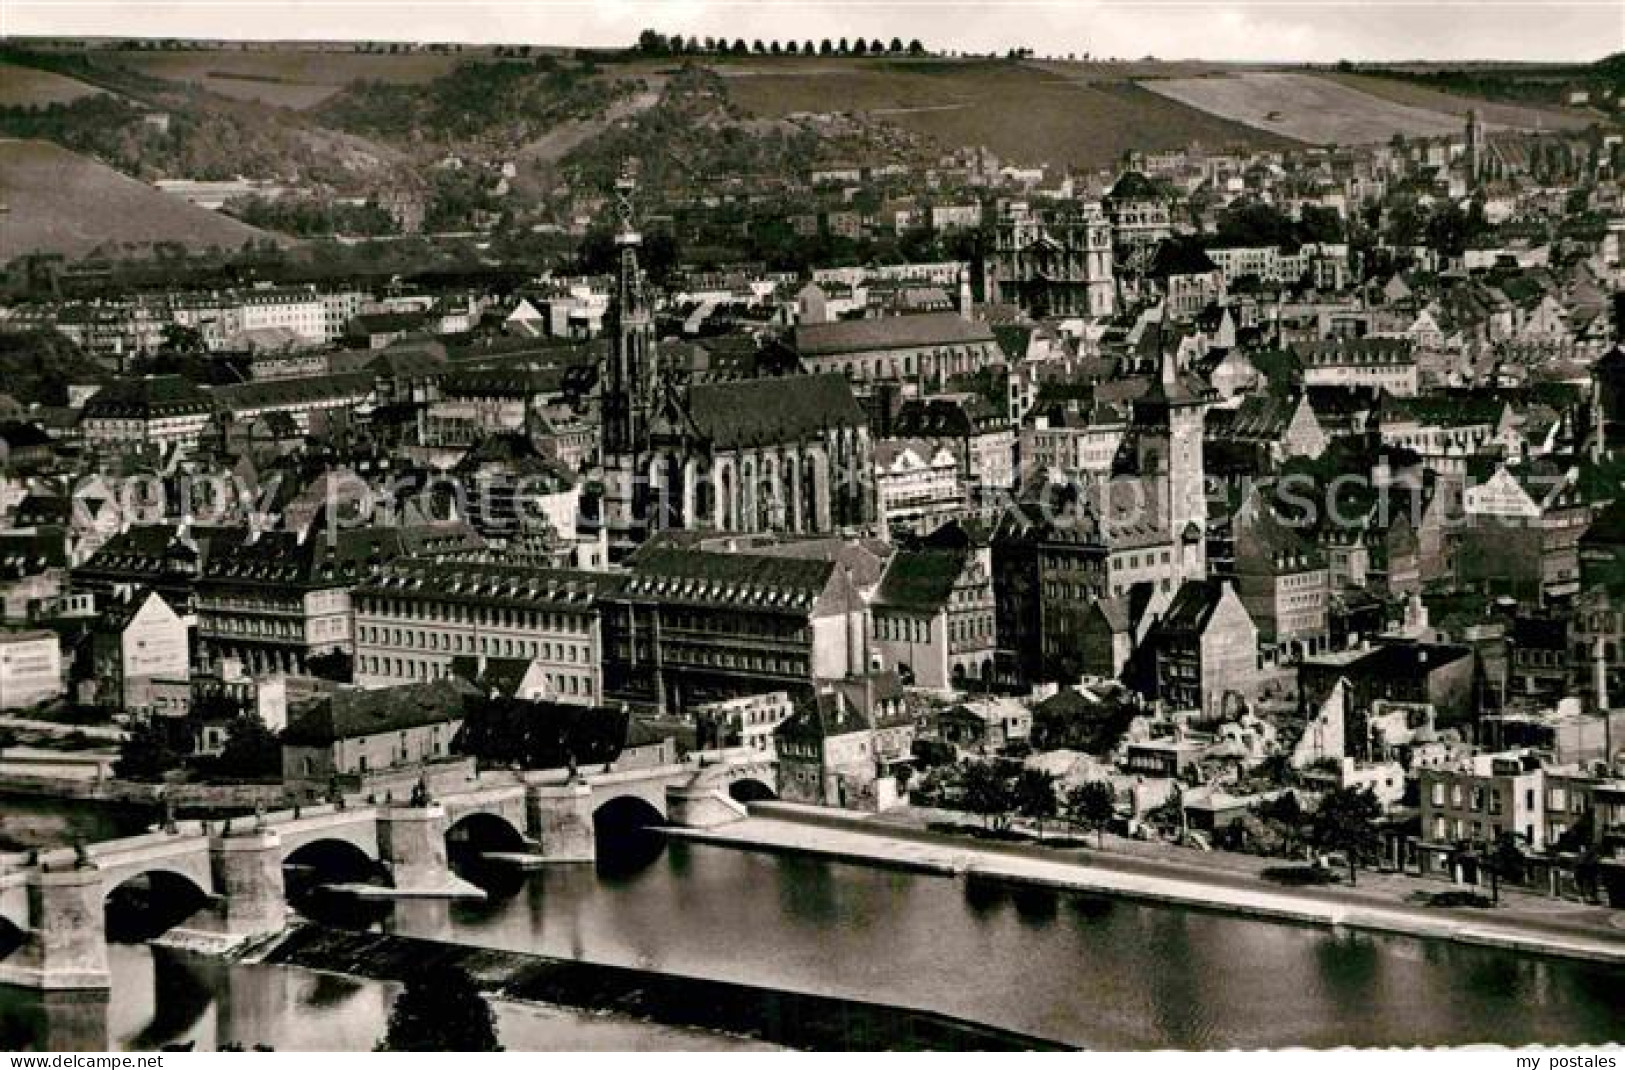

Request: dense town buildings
left=3, top=77, right=1625, bottom=944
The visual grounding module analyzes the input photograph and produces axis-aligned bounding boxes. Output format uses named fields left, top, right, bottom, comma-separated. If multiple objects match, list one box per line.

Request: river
left=3, top=814, right=1625, bottom=1050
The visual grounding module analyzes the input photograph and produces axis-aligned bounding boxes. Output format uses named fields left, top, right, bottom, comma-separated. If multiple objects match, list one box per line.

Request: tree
left=1309, top=786, right=1383, bottom=886
left=1484, top=832, right=1526, bottom=905
left=820, top=39, right=833, bottom=55
left=214, top=713, right=282, bottom=781
left=114, top=717, right=186, bottom=783
left=305, top=649, right=354, bottom=683
left=837, top=37, right=850, bottom=54
left=1067, top=781, right=1117, bottom=848
left=1253, top=792, right=1307, bottom=856
left=1014, top=768, right=1058, bottom=837
left=959, top=759, right=1014, bottom=830
left=378, top=962, right=501, bottom=1051
left=889, top=37, right=904, bottom=53
left=908, top=39, right=925, bottom=55
left=853, top=38, right=868, bottom=55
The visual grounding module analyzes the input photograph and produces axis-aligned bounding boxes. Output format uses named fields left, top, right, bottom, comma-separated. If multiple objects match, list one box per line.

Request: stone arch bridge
left=0, top=750, right=775, bottom=991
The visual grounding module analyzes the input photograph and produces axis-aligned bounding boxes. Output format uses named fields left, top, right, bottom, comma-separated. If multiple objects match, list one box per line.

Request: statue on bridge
left=410, top=775, right=432, bottom=808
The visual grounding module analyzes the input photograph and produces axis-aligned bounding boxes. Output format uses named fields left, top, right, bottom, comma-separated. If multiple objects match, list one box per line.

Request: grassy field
left=721, top=58, right=1301, bottom=169
left=0, top=61, right=106, bottom=107
left=96, top=48, right=474, bottom=108
left=1141, top=71, right=1485, bottom=144
left=0, top=138, right=287, bottom=259
left=1140, top=70, right=1596, bottom=145
left=1319, top=71, right=1593, bottom=132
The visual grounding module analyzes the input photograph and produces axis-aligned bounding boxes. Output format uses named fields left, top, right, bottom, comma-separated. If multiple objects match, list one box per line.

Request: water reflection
left=4, top=838, right=1625, bottom=1051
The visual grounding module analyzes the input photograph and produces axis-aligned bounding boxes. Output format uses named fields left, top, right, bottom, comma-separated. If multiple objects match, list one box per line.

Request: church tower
left=601, top=166, right=659, bottom=559
left=1130, top=338, right=1208, bottom=540
left=1465, top=109, right=1485, bottom=186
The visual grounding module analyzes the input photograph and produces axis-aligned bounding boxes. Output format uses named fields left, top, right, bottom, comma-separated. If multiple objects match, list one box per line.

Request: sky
left=1, top=0, right=1619, bottom=64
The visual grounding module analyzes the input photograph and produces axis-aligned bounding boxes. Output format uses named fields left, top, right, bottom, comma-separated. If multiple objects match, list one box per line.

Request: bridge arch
left=0, top=915, right=23, bottom=965
left=283, top=837, right=389, bottom=897
left=103, top=868, right=211, bottom=943
left=445, top=811, right=528, bottom=856
left=727, top=777, right=777, bottom=805
left=593, top=793, right=666, bottom=835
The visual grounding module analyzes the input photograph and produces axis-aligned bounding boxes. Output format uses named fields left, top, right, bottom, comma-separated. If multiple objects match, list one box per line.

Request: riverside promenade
left=664, top=802, right=1625, bottom=965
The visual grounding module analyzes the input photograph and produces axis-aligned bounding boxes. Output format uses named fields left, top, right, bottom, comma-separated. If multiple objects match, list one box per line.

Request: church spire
left=614, top=163, right=646, bottom=319
left=600, top=160, right=659, bottom=559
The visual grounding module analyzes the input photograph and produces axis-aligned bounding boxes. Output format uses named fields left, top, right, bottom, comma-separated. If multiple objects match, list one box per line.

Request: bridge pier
left=378, top=803, right=476, bottom=894
left=526, top=782, right=595, bottom=862
left=0, top=866, right=111, bottom=990
left=205, top=826, right=287, bottom=938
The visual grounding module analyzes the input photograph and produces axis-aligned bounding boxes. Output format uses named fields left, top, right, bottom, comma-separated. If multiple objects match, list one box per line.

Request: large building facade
left=351, top=559, right=611, bottom=703
left=985, top=201, right=1116, bottom=319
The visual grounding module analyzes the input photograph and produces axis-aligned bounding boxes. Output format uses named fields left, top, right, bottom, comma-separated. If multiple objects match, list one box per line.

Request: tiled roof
left=621, top=546, right=847, bottom=615
left=1156, top=578, right=1234, bottom=635
left=212, top=372, right=372, bottom=413
left=356, top=558, right=615, bottom=610
left=81, top=376, right=214, bottom=420
left=793, top=311, right=994, bottom=357
left=875, top=548, right=967, bottom=612
left=283, top=678, right=476, bottom=745
left=1206, top=394, right=1297, bottom=441
left=202, top=525, right=454, bottom=589
left=1293, top=337, right=1415, bottom=367
left=685, top=373, right=864, bottom=449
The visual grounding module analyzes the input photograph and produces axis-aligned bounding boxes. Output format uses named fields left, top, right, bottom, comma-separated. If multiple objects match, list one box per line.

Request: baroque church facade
left=600, top=175, right=875, bottom=559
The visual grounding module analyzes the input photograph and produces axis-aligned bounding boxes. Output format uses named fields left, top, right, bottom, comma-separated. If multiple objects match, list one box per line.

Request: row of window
left=359, top=625, right=589, bottom=663
left=360, top=600, right=591, bottom=633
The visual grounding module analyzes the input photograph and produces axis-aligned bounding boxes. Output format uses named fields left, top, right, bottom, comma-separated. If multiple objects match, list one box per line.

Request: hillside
left=716, top=58, right=1301, bottom=168
left=1319, top=71, right=1591, bottom=132
left=0, top=139, right=287, bottom=260
left=1138, top=71, right=1589, bottom=145
left=81, top=47, right=475, bottom=109
left=0, top=60, right=106, bottom=107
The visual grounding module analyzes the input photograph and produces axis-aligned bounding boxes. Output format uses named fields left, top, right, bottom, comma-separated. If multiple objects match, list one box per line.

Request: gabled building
left=871, top=542, right=996, bottom=691
left=1230, top=491, right=1331, bottom=655
left=88, top=588, right=189, bottom=713
left=1459, top=460, right=1589, bottom=603
left=1145, top=579, right=1259, bottom=720
left=873, top=440, right=965, bottom=535
left=775, top=685, right=896, bottom=811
